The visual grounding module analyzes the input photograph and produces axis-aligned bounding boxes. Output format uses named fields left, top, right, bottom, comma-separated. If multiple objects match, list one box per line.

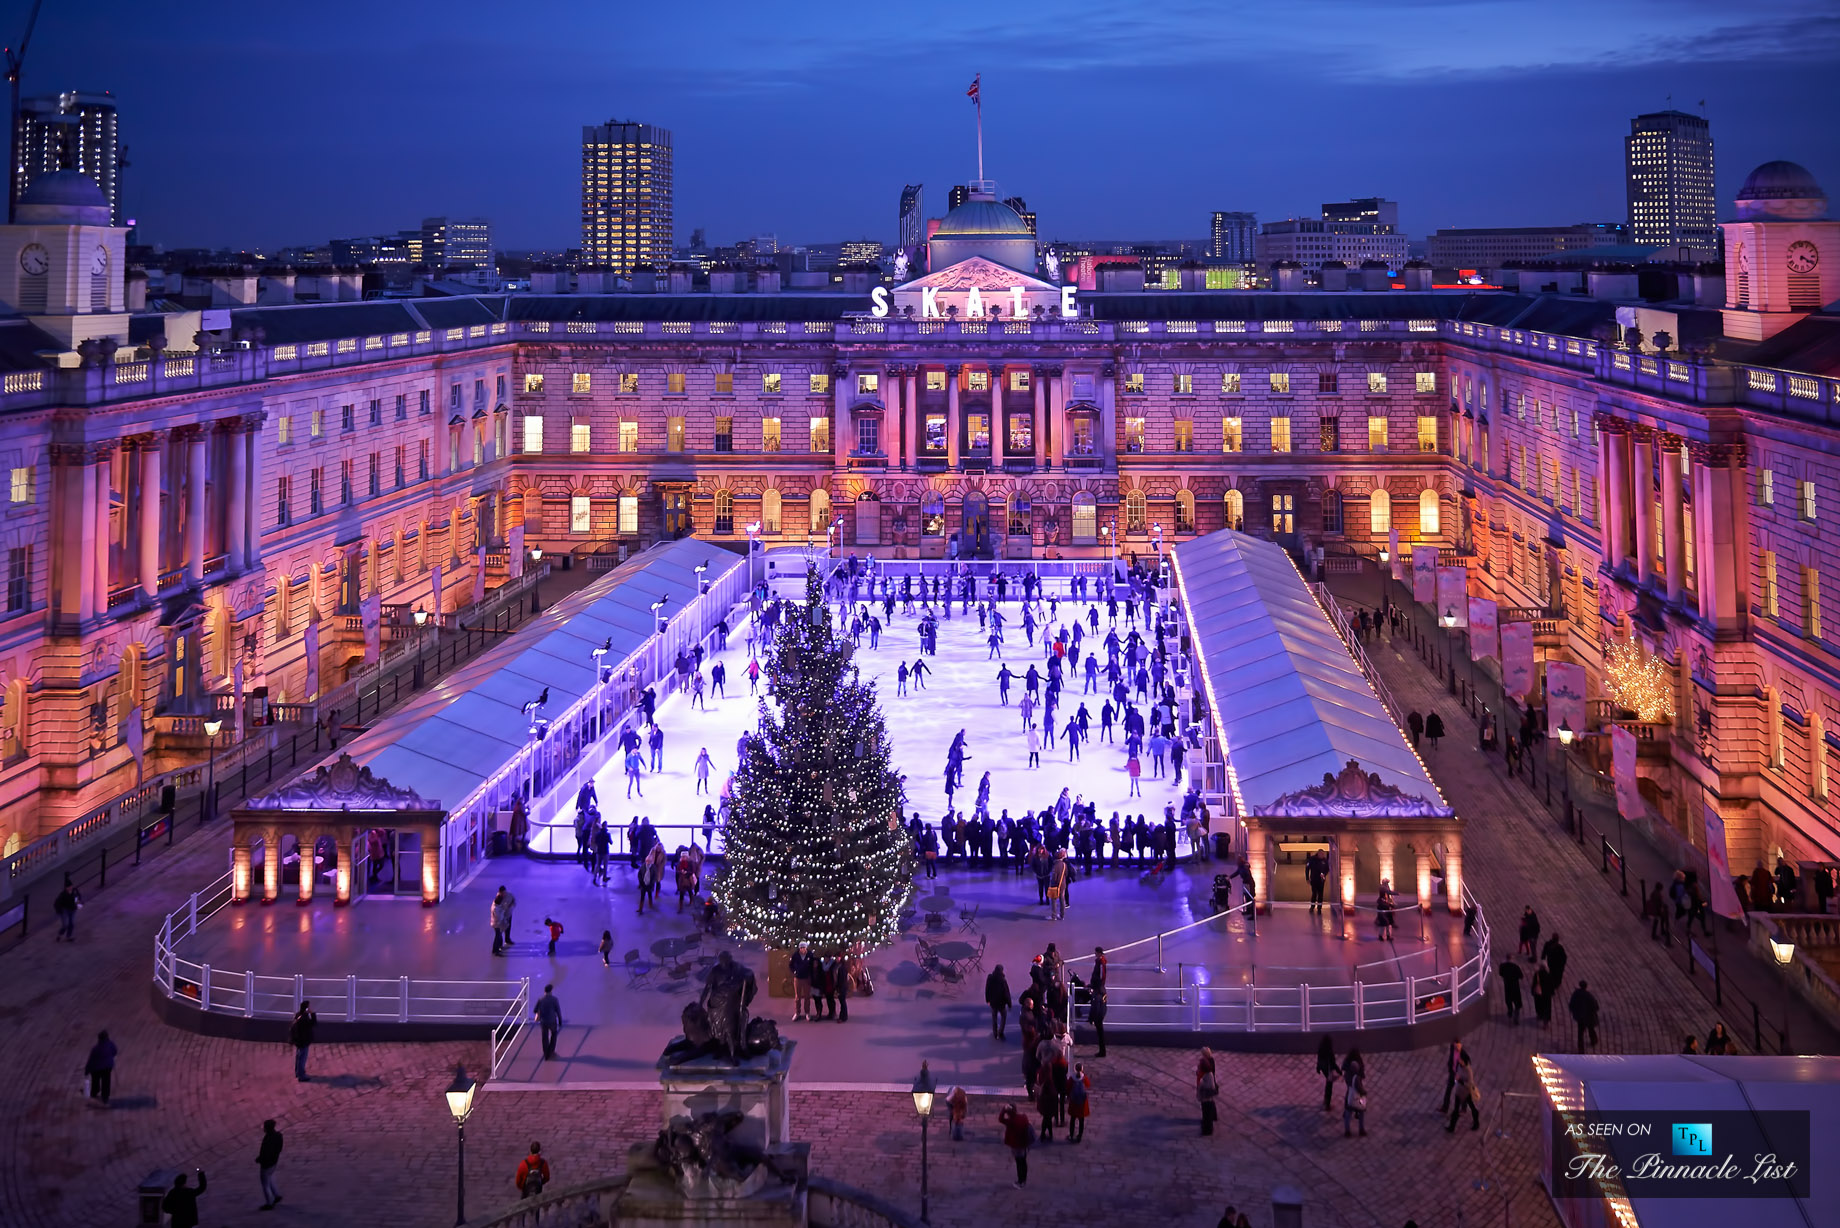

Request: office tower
left=1002, top=195, right=1038, bottom=236
left=1626, top=110, right=1716, bottom=253
left=899, top=184, right=924, bottom=251
left=580, top=120, right=674, bottom=272
left=948, top=184, right=971, bottom=211
left=1209, top=211, right=1257, bottom=261
left=1321, top=198, right=1399, bottom=231
left=421, top=217, right=493, bottom=269
left=14, top=91, right=122, bottom=225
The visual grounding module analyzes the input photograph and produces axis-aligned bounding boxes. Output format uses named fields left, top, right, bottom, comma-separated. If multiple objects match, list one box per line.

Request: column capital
left=1687, top=441, right=1747, bottom=469
left=1657, top=431, right=1687, bottom=452
left=1040, top=364, right=1065, bottom=378
left=50, top=441, right=114, bottom=464
left=232, top=410, right=267, bottom=433
left=1628, top=423, right=1658, bottom=445
left=830, top=363, right=850, bottom=380
left=1593, top=413, right=1632, bottom=435
left=944, top=363, right=961, bottom=377
left=1100, top=363, right=1117, bottom=378
left=171, top=423, right=207, bottom=443
left=125, top=429, right=170, bottom=451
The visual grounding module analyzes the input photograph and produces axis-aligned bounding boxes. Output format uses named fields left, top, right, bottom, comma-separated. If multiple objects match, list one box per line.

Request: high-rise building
left=1321, top=198, right=1399, bottom=231
left=13, top=92, right=122, bottom=226
left=1209, top=211, right=1257, bottom=261
left=1002, top=196, right=1038, bottom=236
left=948, top=184, right=971, bottom=211
left=1426, top=223, right=1629, bottom=268
left=422, top=217, right=493, bottom=269
left=899, top=185, right=924, bottom=251
left=1626, top=110, right=1716, bottom=254
left=581, top=120, right=673, bottom=272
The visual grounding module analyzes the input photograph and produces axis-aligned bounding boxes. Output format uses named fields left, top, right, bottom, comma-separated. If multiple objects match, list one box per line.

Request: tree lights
left=1602, top=640, right=1675, bottom=723
left=715, top=566, right=915, bottom=956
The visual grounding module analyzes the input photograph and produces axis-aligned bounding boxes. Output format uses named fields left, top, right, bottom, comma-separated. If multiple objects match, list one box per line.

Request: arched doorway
left=855, top=492, right=881, bottom=546
left=962, top=491, right=991, bottom=558
left=662, top=491, right=689, bottom=539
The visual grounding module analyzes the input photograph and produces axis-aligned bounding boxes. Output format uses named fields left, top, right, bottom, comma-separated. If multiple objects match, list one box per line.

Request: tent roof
left=328, top=539, right=743, bottom=811
left=1171, top=529, right=1443, bottom=813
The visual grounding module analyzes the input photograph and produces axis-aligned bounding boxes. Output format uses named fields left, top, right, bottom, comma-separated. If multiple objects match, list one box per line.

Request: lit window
left=1174, top=374, right=1193, bottom=394
left=1368, top=417, right=1388, bottom=451
left=1758, top=469, right=1773, bottom=505
left=1800, top=480, right=1818, bottom=522
left=1420, top=488, right=1441, bottom=535
left=1173, top=421, right=1194, bottom=453
left=571, top=496, right=592, bottom=534
left=1221, top=418, right=1242, bottom=453
left=1011, top=370, right=1031, bottom=392
left=1805, top=566, right=1823, bottom=640
left=667, top=417, right=686, bottom=451
left=571, top=372, right=590, bottom=394
left=762, top=417, right=782, bottom=452
left=1124, top=373, right=1144, bottom=394
left=1415, top=371, right=1436, bottom=393
left=1764, top=552, right=1779, bottom=617
left=619, top=421, right=639, bottom=453
left=668, top=372, right=686, bottom=395
left=968, top=371, right=989, bottom=392
left=618, top=495, right=638, bottom=535
left=856, top=373, right=878, bottom=394
left=1221, top=372, right=1241, bottom=394
left=809, top=417, right=830, bottom=453
left=523, top=373, right=544, bottom=394
left=856, top=416, right=879, bottom=454
left=714, top=417, right=733, bottom=452
left=1270, top=372, right=1290, bottom=393
left=809, top=373, right=831, bottom=396
left=1271, top=417, right=1292, bottom=453
left=8, top=466, right=31, bottom=503
left=570, top=421, right=591, bottom=453
left=1319, top=418, right=1340, bottom=453
left=1368, top=372, right=1387, bottom=394
left=1125, top=418, right=1146, bottom=453
left=763, top=372, right=783, bottom=395
left=927, top=370, right=946, bottom=391
left=1416, top=416, right=1437, bottom=453
left=311, top=408, right=324, bottom=438
left=619, top=373, right=639, bottom=394
left=715, top=372, right=734, bottom=394
left=277, top=416, right=291, bottom=445
left=522, top=416, right=544, bottom=453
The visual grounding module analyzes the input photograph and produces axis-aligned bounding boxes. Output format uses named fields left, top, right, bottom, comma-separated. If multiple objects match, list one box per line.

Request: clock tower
left=1720, top=160, right=1840, bottom=342
left=0, top=169, right=130, bottom=355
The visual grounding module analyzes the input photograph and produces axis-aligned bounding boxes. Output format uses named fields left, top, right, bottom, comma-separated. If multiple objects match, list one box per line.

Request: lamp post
left=911, top=1061, right=936, bottom=1223
left=696, top=562, right=709, bottom=597
left=528, top=547, right=543, bottom=615
left=412, top=606, right=429, bottom=690
left=444, top=1065, right=478, bottom=1227
left=1770, top=937, right=1796, bottom=1052
left=202, top=716, right=223, bottom=821
left=745, top=521, right=762, bottom=590
left=1100, top=523, right=1112, bottom=564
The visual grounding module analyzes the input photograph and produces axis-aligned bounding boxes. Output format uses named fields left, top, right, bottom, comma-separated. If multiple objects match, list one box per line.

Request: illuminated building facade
left=1426, top=224, right=1630, bottom=269
left=580, top=120, right=673, bottom=273
left=0, top=163, right=1835, bottom=899
left=13, top=92, right=122, bottom=226
left=1626, top=110, right=1717, bottom=256
left=898, top=185, right=924, bottom=252
left=1210, top=211, right=1257, bottom=263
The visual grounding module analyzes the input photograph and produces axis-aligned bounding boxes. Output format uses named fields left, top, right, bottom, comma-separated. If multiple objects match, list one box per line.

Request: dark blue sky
left=18, top=0, right=1840, bottom=251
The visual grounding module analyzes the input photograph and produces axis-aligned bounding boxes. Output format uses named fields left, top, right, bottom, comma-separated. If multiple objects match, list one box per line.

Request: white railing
left=1064, top=887, right=1489, bottom=1033
left=1311, top=581, right=1406, bottom=726
left=153, top=871, right=530, bottom=1074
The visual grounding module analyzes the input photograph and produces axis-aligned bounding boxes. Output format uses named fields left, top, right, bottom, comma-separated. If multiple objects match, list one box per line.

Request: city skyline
left=14, top=0, right=1839, bottom=251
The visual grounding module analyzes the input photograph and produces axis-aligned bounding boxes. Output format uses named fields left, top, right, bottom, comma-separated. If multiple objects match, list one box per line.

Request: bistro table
left=650, top=936, right=698, bottom=978
left=931, top=940, right=978, bottom=981
left=918, top=895, right=954, bottom=930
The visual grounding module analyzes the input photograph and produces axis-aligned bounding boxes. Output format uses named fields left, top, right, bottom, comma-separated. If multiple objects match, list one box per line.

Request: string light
left=714, top=565, right=917, bottom=956
left=1602, top=639, right=1674, bottom=723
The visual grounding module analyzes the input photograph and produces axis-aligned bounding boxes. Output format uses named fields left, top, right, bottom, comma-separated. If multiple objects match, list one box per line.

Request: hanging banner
left=1436, top=566, right=1469, bottom=626
left=361, top=592, right=382, bottom=664
left=1388, top=526, right=1403, bottom=582
left=1412, top=545, right=1437, bottom=604
left=1703, top=804, right=1745, bottom=920
left=232, top=659, right=245, bottom=741
left=304, top=620, right=321, bottom=701
left=1611, top=724, right=1640, bottom=820
left=124, top=704, right=145, bottom=783
left=1468, top=598, right=1499, bottom=661
left=473, top=547, right=487, bottom=606
left=1545, top=660, right=1588, bottom=740
left=1500, top=622, right=1535, bottom=700
left=431, top=562, right=444, bottom=618
left=508, top=524, right=525, bottom=579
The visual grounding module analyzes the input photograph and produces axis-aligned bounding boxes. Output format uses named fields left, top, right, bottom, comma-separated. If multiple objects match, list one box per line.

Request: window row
left=1125, top=371, right=1438, bottom=395
left=273, top=442, right=432, bottom=526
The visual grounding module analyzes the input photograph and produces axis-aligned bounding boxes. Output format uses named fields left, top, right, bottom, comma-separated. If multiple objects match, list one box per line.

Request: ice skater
left=694, top=747, right=713, bottom=794
left=997, top=664, right=1013, bottom=705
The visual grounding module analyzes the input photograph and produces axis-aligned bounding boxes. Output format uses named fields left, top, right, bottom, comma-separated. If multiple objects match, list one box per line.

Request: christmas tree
left=716, top=565, right=915, bottom=956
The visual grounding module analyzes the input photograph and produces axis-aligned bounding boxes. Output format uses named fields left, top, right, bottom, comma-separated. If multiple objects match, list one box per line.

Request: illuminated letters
left=965, top=286, right=985, bottom=318
left=870, top=285, right=890, bottom=318
left=1010, top=286, right=1026, bottom=317
left=922, top=287, right=941, bottom=318
left=1061, top=286, right=1079, bottom=318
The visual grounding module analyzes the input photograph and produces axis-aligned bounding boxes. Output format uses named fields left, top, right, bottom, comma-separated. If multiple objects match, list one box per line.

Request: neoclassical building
left=0, top=168, right=1835, bottom=888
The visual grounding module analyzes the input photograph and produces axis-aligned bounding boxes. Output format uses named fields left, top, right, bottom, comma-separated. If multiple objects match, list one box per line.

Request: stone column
left=92, top=446, right=113, bottom=612
left=1631, top=428, right=1656, bottom=584
left=421, top=838, right=442, bottom=905
left=232, top=843, right=254, bottom=904
left=1692, top=443, right=1747, bottom=631
left=226, top=423, right=249, bottom=572
left=182, top=427, right=208, bottom=585
left=1599, top=417, right=1631, bottom=570
left=1049, top=368, right=1065, bottom=468
left=833, top=366, right=850, bottom=470
left=243, top=416, right=265, bottom=570
left=1099, top=365, right=1117, bottom=468
left=1376, top=837, right=1396, bottom=894
left=1660, top=435, right=1686, bottom=603
left=53, top=444, right=98, bottom=625
left=336, top=837, right=354, bottom=905
left=1246, top=826, right=1268, bottom=912
left=263, top=836, right=282, bottom=903
left=885, top=366, right=903, bottom=469
left=1443, top=833, right=1463, bottom=913
left=1338, top=835, right=1358, bottom=911
left=946, top=364, right=961, bottom=468
left=139, top=435, right=163, bottom=598
left=1032, top=368, right=1047, bottom=468
left=902, top=368, right=919, bottom=471
left=990, top=367, right=1005, bottom=469
left=297, top=835, right=316, bottom=905
left=1415, top=849, right=1432, bottom=912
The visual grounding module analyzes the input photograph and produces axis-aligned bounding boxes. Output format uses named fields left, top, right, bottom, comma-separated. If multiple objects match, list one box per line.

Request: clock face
left=19, top=244, right=48, bottom=276
left=1787, top=240, right=1820, bottom=274
left=89, top=245, right=109, bottom=277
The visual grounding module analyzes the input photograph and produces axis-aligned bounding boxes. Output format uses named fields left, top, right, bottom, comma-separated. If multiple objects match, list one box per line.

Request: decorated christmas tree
left=716, top=566, right=915, bottom=956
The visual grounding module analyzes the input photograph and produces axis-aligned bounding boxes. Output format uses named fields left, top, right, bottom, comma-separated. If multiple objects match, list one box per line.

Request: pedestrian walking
left=1445, top=1060, right=1480, bottom=1132
left=1516, top=906, right=1540, bottom=959
left=1646, top=882, right=1672, bottom=943
left=1438, top=1040, right=1469, bottom=1112
left=986, top=963, right=1012, bottom=1040
left=1541, top=933, right=1568, bottom=990
left=535, top=983, right=563, bottom=1060
left=1196, top=1048, right=1220, bottom=1135
left=1067, top=1063, right=1091, bottom=1142
left=1315, top=1035, right=1340, bottom=1111
left=1705, top=1022, right=1732, bottom=1054
left=53, top=875, right=81, bottom=940
left=1407, top=710, right=1424, bottom=747
left=515, top=1143, right=551, bottom=1198
left=1568, top=981, right=1600, bottom=1050
left=491, top=886, right=514, bottom=955
left=1034, top=1069, right=1058, bottom=1141
left=998, top=1103, right=1034, bottom=1187
left=599, top=929, right=613, bottom=967
left=1531, top=960, right=1555, bottom=1028
left=1343, top=1063, right=1368, bottom=1137
left=256, top=1119, right=284, bottom=1210
left=1498, top=957, right=1524, bottom=1023
left=289, top=1002, right=317, bottom=1081
left=85, top=1029, right=116, bottom=1104
left=1088, top=946, right=1109, bottom=1057
left=1425, top=711, right=1445, bottom=749
left=161, top=1171, right=208, bottom=1228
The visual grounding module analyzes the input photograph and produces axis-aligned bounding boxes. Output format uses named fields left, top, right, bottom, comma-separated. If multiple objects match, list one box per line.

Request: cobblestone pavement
left=0, top=596, right=1761, bottom=1228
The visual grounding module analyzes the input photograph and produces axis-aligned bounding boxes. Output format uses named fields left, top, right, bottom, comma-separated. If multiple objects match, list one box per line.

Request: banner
left=304, top=620, right=321, bottom=701
left=1703, top=804, right=1745, bottom=920
left=473, top=547, right=487, bottom=606
left=124, top=704, right=145, bottom=783
left=232, top=660, right=245, bottom=741
left=1500, top=622, right=1535, bottom=700
left=508, top=523, right=525, bottom=579
left=1388, top=526, right=1402, bottom=582
left=1412, top=545, right=1437, bottom=604
left=361, top=592, right=382, bottom=664
left=1468, top=598, right=1499, bottom=662
left=1545, top=660, right=1588, bottom=740
left=1436, top=566, right=1469, bottom=627
left=431, top=562, right=443, bottom=618
left=1611, top=724, right=1640, bottom=820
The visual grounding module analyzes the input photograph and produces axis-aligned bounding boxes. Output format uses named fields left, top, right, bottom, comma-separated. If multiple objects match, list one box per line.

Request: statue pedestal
left=656, top=1041, right=796, bottom=1153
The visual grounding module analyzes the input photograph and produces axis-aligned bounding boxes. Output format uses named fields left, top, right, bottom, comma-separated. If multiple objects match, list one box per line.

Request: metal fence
left=152, top=871, right=531, bottom=1073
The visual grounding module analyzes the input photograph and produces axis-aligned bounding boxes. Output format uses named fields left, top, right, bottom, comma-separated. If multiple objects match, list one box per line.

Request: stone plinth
left=656, top=1040, right=796, bottom=1153
left=618, top=1141, right=809, bottom=1228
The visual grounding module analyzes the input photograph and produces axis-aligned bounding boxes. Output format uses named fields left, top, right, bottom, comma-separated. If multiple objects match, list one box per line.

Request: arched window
left=1767, top=688, right=1784, bottom=768
left=1, top=678, right=28, bottom=762
left=1813, top=713, right=1830, bottom=800
left=921, top=492, right=945, bottom=537
left=808, top=487, right=830, bottom=534
left=1174, top=489, right=1195, bottom=533
left=1420, top=488, right=1441, bottom=536
left=714, top=490, right=734, bottom=534
left=1224, top=489, right=1244, bottom=531
left=1071, top=492, right=1097, bottom=542
left=761, top=488, right=782, bottom=534
left=1322, top=490, right=1343, bottom=534
left=1125, top=490, right=1147, bottom=534
left=1369, top=489, right=1392, bottom=535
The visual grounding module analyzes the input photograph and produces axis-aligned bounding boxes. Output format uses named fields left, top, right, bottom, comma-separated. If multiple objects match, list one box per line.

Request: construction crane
left=5, top=0, right=46, bottom=224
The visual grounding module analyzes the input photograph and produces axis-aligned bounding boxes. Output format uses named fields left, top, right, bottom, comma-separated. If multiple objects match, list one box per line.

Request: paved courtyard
left=0, top=568, right=1789, bottom=1228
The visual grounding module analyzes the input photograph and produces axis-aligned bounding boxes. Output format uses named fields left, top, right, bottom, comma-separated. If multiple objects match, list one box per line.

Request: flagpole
left=975, top=90, right=983, bottom=182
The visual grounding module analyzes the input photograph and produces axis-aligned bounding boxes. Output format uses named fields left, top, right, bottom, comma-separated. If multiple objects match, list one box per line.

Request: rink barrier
left=151, top=870, right=532, bottom=1074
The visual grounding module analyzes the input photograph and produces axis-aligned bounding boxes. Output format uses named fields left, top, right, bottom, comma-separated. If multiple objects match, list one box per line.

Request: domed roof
left=1734, top=161, right=1827, bottom=222
left=16, top=170, right=112, bottom=225
left=934, top=196, right=1031, bottom=237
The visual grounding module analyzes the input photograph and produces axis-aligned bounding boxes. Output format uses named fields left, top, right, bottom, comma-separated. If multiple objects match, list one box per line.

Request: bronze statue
left=698, top=951, right=759, bottom=1063
left=654, top=1109, right=759, bottom=1186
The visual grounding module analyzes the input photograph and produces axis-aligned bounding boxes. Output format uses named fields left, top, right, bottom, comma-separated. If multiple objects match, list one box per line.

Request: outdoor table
left=919, top=895, right=953, bottom=929
left=932, top=940, right=977, bottom=980
left=650, top=936, right=695, bottom=977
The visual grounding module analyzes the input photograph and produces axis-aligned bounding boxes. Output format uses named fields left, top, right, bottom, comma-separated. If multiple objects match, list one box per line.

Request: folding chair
left=957, top=902, right=981, bottom=934
left=623, top=948, right=654, bottom=989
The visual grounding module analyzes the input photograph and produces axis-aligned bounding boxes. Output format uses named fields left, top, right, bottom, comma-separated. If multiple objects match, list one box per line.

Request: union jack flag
left=967, top=75, right=980, bottom=102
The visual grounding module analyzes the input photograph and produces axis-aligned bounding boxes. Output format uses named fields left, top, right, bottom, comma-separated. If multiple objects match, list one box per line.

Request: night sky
left=19, top=0, right=1840, bottom=251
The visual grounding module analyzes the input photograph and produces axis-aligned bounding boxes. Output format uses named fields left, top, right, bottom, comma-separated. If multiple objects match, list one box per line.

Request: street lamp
left=1100, top=523, right=1112, bottom=563
left=202, top=717, right=224, bottom=821
left=444, top=1065, right=478, bottom=1227
left=412, top=606, right=430, bottom=690
left=696, top=562, right=709, bottom=596
left=1557, top=720, right=1575, bottom=746
left=745, top=521, right=762, bottom=589
left=1771, top=937, right=1795, bottom=967
left=910, top=1061, right=936, bottom=1223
